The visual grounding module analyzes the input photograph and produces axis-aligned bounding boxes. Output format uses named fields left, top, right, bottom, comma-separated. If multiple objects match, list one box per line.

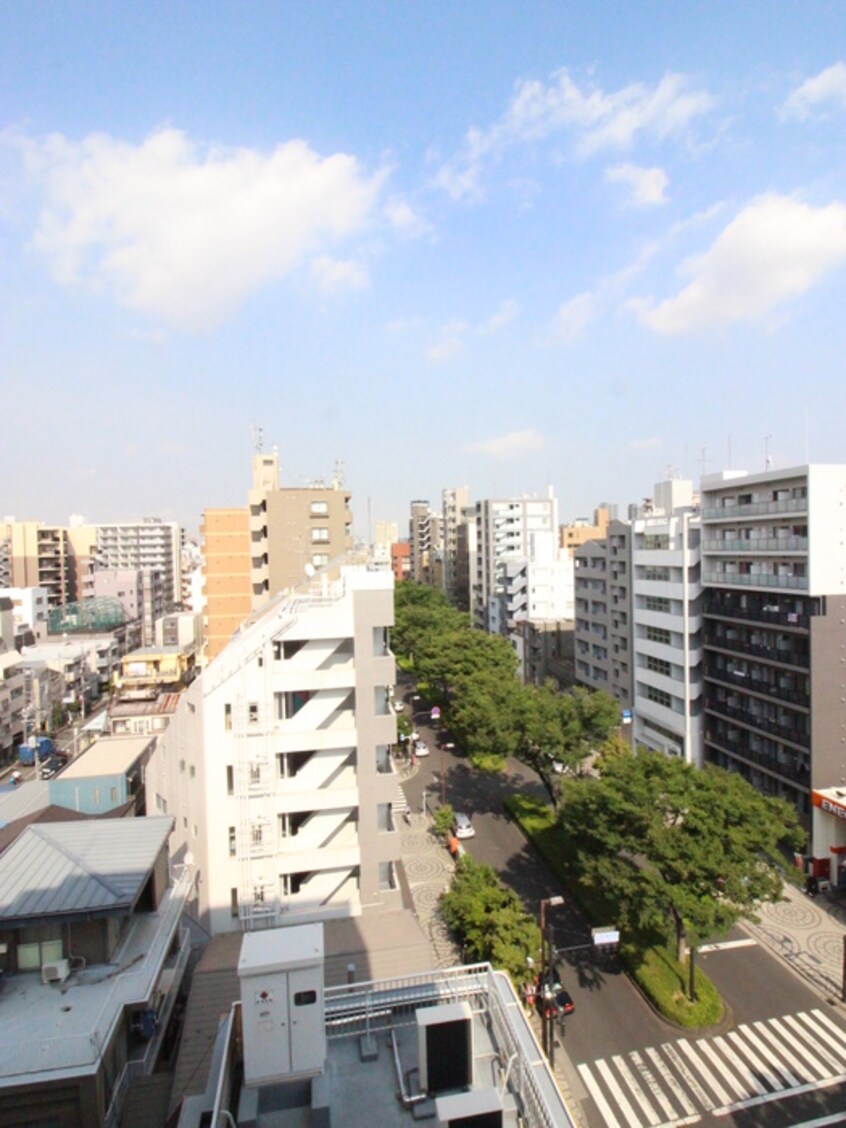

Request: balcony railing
left=703, top=670, right=809, bottom=708
left=702, top=536, right=808, bottom=553
left=702, top=634, right=809, bottom=668
left=702, top=497, right=807, bottom=520
left=703, top=571, right=808, bottom=591
left=705, top=733, right=810, bottom=786
left=704, top=700, right=809, bottom=748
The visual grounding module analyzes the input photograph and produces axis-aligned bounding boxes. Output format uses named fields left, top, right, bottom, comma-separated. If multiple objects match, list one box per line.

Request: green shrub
left=433, top=803, right=455, bottom=838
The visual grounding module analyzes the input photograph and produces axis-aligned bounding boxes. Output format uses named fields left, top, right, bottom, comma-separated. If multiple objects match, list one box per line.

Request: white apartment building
left=92, top=519, right=182, bottom=610
left=631, top=480, right=703, bottom=766
left=471, top=491, right=559, bottom=633
left=0, top=586, right=49, bottom=639
left=149, top=566, right=402, bottom=936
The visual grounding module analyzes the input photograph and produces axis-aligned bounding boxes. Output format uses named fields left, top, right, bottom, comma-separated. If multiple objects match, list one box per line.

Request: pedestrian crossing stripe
left=577, top=1008, right=846, bottom=1128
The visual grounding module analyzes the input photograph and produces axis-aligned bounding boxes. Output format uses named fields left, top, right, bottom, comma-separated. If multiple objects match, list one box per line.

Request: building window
left=92, top=787, right=101, bottom=805
left=310, top=501, right=329, bottom=516
left=190, top=765, right=196, bottom=779
left=312, top=553, right=329, bottom=567
left=179, top=759, right=185, bottom=773
left=646, top=626, right=671, bottom=645
left=229, top=827, right=236, bottom=856
left=226, top=765, right=234, bottom=795
left=248, top=702, right=259, bottom=724
left=647, top=686, right=673, bottom=708
left=311, top=527, right=329, bottom=543
left=645, top=596, right=670, bottom=613
left=273, top=640, right=282, bottom=660
left=646, top=656, right=672, bottom=677
left=224, top=703, right=232, bottom=731
left=251, top=823, right=263, bottom=847
left=231, top=888, right=239, bottom=917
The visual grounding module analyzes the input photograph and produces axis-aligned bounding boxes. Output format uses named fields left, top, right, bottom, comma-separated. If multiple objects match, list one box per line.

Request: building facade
left=701, top=465, right=846, bottom=828
left=573, top=518, right=634, bottom=708
left=441, top=485, right=470, bottom=605
left=631, top=481, right=703, bottom=766
left=150, top=566, right=402, bottom=936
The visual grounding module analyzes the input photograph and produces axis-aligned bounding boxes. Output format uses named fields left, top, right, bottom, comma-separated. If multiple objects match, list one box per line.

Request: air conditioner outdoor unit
left=42, top=958, right=71, bottom=984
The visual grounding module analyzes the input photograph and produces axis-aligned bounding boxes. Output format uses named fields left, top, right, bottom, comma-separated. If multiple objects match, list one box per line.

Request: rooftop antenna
left=696, top=447, right=711, bottom=482
left=250, top=424, right=263, bottom=453
left=764, top=434, right=773, bottom=470
left=332, top=459, right=346, bottom=490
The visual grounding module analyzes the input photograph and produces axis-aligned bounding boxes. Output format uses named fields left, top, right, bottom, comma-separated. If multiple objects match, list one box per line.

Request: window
left=645, top=596, right=670, bottom=613
left=251, top=823, right=263, bottom=847
left=229, top=827, right=236, bottom=856
left=92, top=787, right=101, bottom=805
left=647, top=686, right=672, bottom=708
left=224, top=703, right=232, bottom=731
left=646, top=626, right=671, bottom=645
left=647, top=656, right=672, bottom=677
left=311, top=527, right=329, bottom=543
left=190, top=765, right=196, bottom=779
left=310, top=501, right=329, bottom=516
left=273, top=640, right=282, bottom=660
left=179, top=759, right=185, bottom=773
left=226, top=765, right=234, bottom=795
left=312, top=554, right=329, bottom=567
left=248, top=702, right=259, bottom=724
left=231, top=888, right=239, bottom=917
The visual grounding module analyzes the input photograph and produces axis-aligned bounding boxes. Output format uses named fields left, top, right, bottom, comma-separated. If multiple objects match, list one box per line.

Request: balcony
left=702, top=536, right=808, bottom=554
left=704, top=731, right=810, bottom=787
left=703, top=669, right=809, bottom=708
left=704, top=699, right=809, bottom=749
left=702, top=633, right=809, bottom=668
left=702, top=496, right=807, bottom=520
left=703, top=570, right=808, bottom=591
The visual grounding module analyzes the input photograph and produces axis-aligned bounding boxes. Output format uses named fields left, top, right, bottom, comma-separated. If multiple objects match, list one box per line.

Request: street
left=398, top=679, right=846, bottom=1127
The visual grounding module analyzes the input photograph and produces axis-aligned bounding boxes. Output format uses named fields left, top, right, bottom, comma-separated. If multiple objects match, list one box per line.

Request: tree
left=440, top=855, right=541, bottom=984
left=558, top=747, right=803, bottom=985
left=514, top=682, right=620, bottom=802
left=448, top=670, right=523, bottom=767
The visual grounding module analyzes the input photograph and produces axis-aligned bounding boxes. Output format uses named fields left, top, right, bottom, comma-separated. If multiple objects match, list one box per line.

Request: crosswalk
left=578, top=1008, right=846, bottom=1127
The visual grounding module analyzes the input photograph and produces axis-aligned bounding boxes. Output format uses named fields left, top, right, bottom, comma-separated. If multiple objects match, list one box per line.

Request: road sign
left=430, top=706, right=441, bottom=720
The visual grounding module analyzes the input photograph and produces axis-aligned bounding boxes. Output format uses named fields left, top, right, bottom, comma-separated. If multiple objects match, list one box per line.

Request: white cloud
left=637, top=194, right=846, bottom=334
left=782, top=62, right=846, bottom=121
left=426, top=299, right=518, bottom=360
left=310, top=255, right=368, bottom=294
left=605, top=163, right=669, bottom=206
left=19, top=127, right=388, bottom=330
left=383, top=197, right=431, bottom=239
left=434, top=69, right=712, bottom=199
left=551, top=291, right=598, bottom=342
left=465, top=429, right=546, bottom=459
left=481, top=298, right=519, bottom=333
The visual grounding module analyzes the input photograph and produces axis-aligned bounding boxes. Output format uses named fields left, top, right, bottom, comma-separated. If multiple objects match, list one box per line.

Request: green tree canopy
left=558, top=746, right=804, bottom=965
left=440, top=855, right=541, bottom=984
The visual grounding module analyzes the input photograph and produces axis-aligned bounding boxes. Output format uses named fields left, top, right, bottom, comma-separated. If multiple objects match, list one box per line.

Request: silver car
left=453, top=812, right=475, bottom=839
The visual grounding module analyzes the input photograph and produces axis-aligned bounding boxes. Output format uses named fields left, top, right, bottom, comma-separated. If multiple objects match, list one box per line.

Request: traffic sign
left=430, top=706, right=441, bottom=720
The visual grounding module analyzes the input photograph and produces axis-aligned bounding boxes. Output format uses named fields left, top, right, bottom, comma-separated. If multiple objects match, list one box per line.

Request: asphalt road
left=398, top=677, right=846, bottom=1128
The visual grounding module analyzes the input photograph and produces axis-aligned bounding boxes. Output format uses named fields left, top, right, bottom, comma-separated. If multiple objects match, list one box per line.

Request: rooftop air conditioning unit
left=42, top=958, right=71, bottom=984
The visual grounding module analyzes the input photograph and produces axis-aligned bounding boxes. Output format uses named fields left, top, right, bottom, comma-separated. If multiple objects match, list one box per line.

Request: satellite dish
left=304, top=563, right=315, bottom=577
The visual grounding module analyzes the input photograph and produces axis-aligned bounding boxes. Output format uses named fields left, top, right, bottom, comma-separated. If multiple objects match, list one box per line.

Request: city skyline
left=2, top=3, right=845, bottom=535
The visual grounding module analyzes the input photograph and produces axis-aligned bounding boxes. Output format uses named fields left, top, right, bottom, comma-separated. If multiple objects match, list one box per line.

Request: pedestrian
left=448, top=834, right=459, bottom=859
left=404, top=804, right=412, bottom=825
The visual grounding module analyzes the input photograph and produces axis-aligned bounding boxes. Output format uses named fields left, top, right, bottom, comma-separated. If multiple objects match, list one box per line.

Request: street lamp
left=539, top=895, right=564, bottom=1060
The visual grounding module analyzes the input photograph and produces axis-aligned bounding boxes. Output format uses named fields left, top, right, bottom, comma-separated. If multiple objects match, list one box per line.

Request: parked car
left=393, top=699, right=404, bottom=712
left=453, top=812, right=475, bottom=840
left=40, top=756, right=63, bottom=780
left=413, top=739, right=430, bottom=757
left=536, top=981, right=575, bottom=1021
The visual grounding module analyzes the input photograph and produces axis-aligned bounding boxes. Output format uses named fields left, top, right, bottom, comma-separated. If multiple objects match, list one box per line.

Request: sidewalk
left=742, top=878, right=846, bottom=1003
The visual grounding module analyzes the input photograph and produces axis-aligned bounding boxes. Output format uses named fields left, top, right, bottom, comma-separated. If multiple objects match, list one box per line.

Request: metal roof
left=0, top=815, right=173, bottom=923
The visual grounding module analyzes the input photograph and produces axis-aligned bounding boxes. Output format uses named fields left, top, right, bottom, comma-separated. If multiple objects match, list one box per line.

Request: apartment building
left=441, top=485, right=470, bottom=604
left=0, top=585, right=49, bottom=640
left=90, top=519, right=182, bottom=611
left=631, top=480, right=703, bottom=766
left=573, top=518, right=634, bottom=707
left=471, top=491, right=559, bottom=633
left=150, top=565, right=402, bottom=936
left=85, top=566, right=164, bottom=646
left=0, top=521, right=73, bottom=607
left=408, top=499, right=442, bottom=585
left=203, top=453, right=353, bottom=664
left=560, top=504, right=614, bottom=556
left=700, top=465, right=846, bottom=826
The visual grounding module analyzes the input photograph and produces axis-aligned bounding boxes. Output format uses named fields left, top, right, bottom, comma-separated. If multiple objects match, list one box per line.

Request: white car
left=413, top=739, right=430, bottom=757
left=393, top=699, right=404, bottom=712
left=453, top=812, right=475, bottom=839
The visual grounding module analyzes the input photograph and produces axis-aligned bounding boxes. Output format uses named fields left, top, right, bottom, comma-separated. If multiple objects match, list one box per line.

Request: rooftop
left=0, top=862, right=193, bottom=1086
left=60, top=733, right=155, bottom=778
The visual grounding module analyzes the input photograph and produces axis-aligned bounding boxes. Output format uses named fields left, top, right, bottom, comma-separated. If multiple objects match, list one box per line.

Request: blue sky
left=2, top=3, right=846, bottom=538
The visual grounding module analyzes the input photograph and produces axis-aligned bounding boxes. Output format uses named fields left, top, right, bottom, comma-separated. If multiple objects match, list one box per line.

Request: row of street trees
left=396, top=581, right=806, bottom=1013
left=393, top=582, right=619, bottom=795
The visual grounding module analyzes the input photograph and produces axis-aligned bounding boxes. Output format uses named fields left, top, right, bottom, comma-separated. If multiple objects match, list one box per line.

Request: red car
left=537, top=983, right=575, bottom=1020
